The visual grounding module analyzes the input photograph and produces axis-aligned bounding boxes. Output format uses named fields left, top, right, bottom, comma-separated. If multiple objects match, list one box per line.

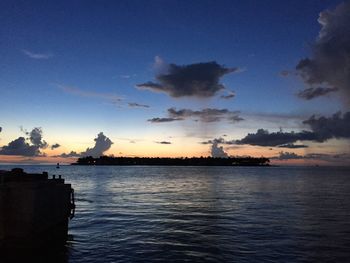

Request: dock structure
left=0, top=168, right=75, bottom=249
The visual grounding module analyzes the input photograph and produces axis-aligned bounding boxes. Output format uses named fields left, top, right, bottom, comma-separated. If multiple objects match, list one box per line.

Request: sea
left=1, top=165, right=350, bottom=262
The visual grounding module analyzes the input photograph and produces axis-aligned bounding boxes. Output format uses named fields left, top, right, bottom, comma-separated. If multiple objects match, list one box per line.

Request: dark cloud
left=0, top=127, right=2, bottom=133
left=128, top=102, right=150, bottom=108
left=0, top=127, right=49, bottom=156
left=80, top=132, right=113, bottom=158
left=236, top=111, right=350, bottom=147
left=0, top=137, right=41, bottom=156
left=297, top=87, right=338, bottom=100
left=278, top=144, right=308, bottom=149
left=147, top=117, right=183, bottom=123
left=27, top=127, right=48, bottom=148
left=155, top=141, right=172, bottom=144
left=137, top=61, right=238, bottom=98
left=200, top=137, right=235, bottom=145
left=51, top=143, right=61, bottom=150
left=236, top=129, right=316, bottom=147
left=303, top=111, right=350, bottom=141
left=296, top=2, right=350, bottom=103
left=211, top=141, right=228, bottom=158
left=167, top=108, right=243, bottom=123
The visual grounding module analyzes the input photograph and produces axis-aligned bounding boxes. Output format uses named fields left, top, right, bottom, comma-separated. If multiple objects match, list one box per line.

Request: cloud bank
left=137, top=61, right=238, bottom=98
left=296, top=1, right=350, bottom=104
left=273, top=151, right=350, bottom=164
left=236, top=111, right=350, bottom=147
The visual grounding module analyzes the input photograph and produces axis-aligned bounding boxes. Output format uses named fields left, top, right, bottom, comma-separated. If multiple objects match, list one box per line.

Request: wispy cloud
left=21, top=49, right=53, bottom=59
left=169, top=108, right=243, bottom=123
left=128, top=102, right=150, bottom=108
left=220, top=92, right=235, bottom=100
left=59, top=85, right=123, bottom=103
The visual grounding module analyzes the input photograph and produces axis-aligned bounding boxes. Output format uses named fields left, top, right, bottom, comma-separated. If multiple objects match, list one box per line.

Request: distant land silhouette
left=73, top=156, right=270, bottom=166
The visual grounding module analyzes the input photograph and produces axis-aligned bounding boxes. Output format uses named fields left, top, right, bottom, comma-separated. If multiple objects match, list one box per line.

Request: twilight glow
left=0, top=0, right=349, bottom=165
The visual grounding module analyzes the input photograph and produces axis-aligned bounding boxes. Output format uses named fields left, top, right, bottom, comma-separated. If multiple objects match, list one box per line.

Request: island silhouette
left=73, top=156, right=270, bottom=166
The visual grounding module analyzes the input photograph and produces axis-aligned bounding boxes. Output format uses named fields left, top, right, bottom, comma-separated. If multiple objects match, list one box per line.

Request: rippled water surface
left=2, top=165, right=350, bottom=262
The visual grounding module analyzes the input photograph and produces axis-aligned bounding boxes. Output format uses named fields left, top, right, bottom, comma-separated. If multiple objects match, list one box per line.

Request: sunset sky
left=1, top=0, right=349, bottom=165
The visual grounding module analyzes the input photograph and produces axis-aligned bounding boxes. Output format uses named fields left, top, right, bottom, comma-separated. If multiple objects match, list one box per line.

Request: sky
left=0, top=0, right=349, bottom=165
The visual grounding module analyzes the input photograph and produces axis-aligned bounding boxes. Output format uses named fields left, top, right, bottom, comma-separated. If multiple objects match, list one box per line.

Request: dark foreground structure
left=74, top=156, right=270, bottom=166
left=0, top=168, right=75, bottom=250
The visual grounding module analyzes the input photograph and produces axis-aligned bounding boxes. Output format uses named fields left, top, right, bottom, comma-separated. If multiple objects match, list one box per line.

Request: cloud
left=297, top=87, right=338, bottom=100
left=59, top=132, right=113, bottom=158
left=58, top=151, right=81, bottom=158
left=59, top=85, right=123, bottom=103
left=51, top=143, right=61, bottom=150
left=0, top=127, right=2, bottom=133
left=296, top=2, right=350, bottom=103
left=280, top=70, right=292, bottom=77
left=200, top=137, right=235, bottom=145
left=273, top=151, right=350, bottom=163
left=220, top=90, right=236, bottom=100
left=137, top=61, right=238, bottom=98
left=128, top=102, right=150, bottom=108
left=80, top=132, right=113, bottom=158
left=211, top=141, right=228, bottom=158
left=236, top=111, right=350, bottom=147
left=278, top=144, right=308, bottom=148
left=274, top=151, right=304, bottom=160
left=27, top=127, right=48, bottom=148
left=167, top=108, right=244, bottom=123
left=0, top=137, right=42, bottom=156
left=147, top=117, right=183, bottom=123
left=155, top=141, right=172, bottom=144
left=0, top=127, right=49, bottom=156
left=236, top=129, right=316, bottom=147
left=302, top=111, right=350, bottom=141
left=21, top=49, right=53, bottom=59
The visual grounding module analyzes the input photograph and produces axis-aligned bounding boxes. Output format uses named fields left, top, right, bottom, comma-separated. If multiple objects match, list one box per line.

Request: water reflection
left=1, top=165, right=350, bottom=262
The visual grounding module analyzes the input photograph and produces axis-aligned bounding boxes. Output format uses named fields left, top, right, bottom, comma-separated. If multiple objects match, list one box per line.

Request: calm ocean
left=1, top=165, right=350, bottom=262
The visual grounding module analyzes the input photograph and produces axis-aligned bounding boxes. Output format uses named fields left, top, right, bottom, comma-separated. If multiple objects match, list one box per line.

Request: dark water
left=1, top=165, right=350, bottom=262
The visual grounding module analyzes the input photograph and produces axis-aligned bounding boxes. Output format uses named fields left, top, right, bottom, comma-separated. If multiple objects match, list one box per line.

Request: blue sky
left=0, top=0, right=349, bottom=164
